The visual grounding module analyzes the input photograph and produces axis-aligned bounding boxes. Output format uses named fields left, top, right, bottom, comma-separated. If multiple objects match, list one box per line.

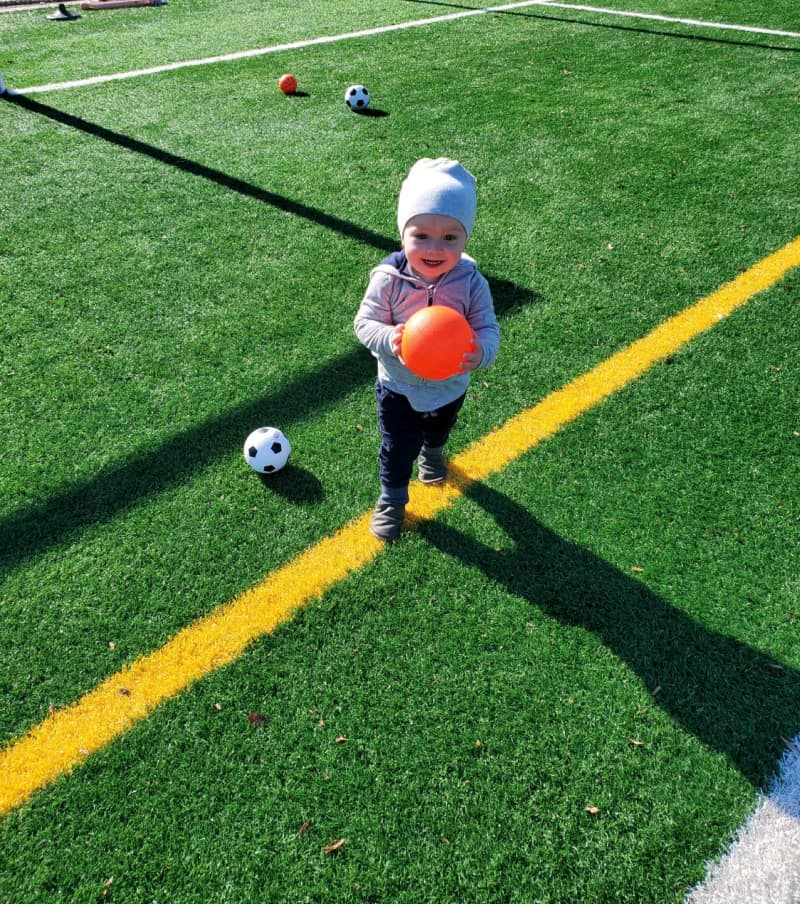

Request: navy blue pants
left=375, top=380, right=466, bottom=496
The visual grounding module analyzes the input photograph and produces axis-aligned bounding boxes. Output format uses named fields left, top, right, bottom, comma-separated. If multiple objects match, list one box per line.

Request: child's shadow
left=489, top=276, right=544, bottom=316
left=419, top=468, right=800, bottom=788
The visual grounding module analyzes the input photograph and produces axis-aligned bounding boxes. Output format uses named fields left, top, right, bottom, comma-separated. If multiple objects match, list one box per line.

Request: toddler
left=354, top=157, right=501, bottom=540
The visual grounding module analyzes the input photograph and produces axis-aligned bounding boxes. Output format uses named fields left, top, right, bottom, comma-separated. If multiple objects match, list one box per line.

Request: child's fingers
left=459, top=335, right=482, bottom=371
left=459, top=348, right=481, bottom=372
left=390, top=323, right=405, bottom=357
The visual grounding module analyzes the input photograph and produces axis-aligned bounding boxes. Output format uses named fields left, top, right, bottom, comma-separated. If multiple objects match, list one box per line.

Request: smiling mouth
left=422, top=259, right=444, bottom=267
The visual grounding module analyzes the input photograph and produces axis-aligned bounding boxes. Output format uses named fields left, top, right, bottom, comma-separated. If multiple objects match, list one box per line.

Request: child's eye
left=444, top=234, right=458, bottom=241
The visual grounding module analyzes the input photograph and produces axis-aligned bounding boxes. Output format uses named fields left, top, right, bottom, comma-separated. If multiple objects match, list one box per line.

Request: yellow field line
left=2, top=235, right=799, bottom=817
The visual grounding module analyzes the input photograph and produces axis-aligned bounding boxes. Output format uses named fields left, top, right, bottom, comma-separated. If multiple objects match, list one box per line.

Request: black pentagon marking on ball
left=270, top=441, right=283, bottom=454
left=356, top=99, right=365, bottom=107
left=348, top=88, right=356, bottom=96
left=248, top=446, right=258, bottom=458
left=264, top=465, right=276, bottom=473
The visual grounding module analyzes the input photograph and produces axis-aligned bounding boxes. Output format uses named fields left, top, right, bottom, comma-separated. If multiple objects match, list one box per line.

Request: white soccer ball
left=243, top=426, right=291, bottom=474
left=345, top=84, right=370, bottom=111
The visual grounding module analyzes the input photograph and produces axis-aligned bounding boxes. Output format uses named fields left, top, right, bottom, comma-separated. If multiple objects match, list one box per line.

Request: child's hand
left=390, top=323, right=405, bottom=360
left=460, top=335, right=483, bottom=372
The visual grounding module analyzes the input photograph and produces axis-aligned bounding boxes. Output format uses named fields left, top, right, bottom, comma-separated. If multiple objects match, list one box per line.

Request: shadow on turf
left=402, top=0, right=800, bottom=54
left=1, top=92, right=541, bottom=571
left=3, top=93, right=398, bottom=253
left=353, top=107, right=390, bottom=118
left=259, top=464, right=325, bottom=505
left=418, top=470, right=800, bottom=788
left=0, top=346, right=371, bottom=572
left=3, top=94, right=390, bottom=245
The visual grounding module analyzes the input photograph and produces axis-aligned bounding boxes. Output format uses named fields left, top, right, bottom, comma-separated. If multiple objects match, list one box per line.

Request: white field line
left=11, top=0, right=800, bottom=95
left=687, top=734, right=800, bottom=904
left=542, top=2, right=800, bottom=40
left=14, top=1, right=550, bottom=94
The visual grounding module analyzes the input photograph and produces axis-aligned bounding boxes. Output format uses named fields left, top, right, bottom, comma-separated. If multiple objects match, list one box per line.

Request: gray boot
left=418, top=445, right=447, bottom=484
left=370, top=503, right=406, bottom=541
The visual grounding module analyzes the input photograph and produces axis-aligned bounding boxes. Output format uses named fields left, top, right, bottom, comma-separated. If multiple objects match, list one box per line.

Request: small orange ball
left=401, top=305, right=474, bottom=381
left=278, top=73, right=297, bottom=94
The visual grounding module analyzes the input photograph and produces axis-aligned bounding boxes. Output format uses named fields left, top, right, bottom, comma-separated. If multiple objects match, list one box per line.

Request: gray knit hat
left=397, top=157, right=477, bottom=238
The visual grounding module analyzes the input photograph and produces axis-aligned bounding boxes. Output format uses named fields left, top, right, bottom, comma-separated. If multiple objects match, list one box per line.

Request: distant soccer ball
left=345, top=84, right=370, bottom=111
left=243, top=427, right=291, bottom=474
left=278, top=73, right=297, bottom=94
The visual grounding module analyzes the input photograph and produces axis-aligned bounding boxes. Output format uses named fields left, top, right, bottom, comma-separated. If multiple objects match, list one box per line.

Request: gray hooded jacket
left=354, top=252, right=501, bottom=412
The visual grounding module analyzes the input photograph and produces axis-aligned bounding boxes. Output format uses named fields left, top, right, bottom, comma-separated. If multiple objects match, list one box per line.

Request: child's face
left=401, top=214, right=467, bottom=282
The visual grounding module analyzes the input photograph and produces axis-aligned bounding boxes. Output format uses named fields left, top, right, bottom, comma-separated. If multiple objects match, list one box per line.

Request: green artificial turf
left=1, top=0, right=799, bottom=900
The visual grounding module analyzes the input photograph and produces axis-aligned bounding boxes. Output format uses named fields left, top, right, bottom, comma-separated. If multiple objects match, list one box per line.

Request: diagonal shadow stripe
left=0, top=348, right=372, bottom=570
left=420, top=477, right=800, bottom=787
left=3, top=93, right=397, bottom=251
left=1, top=92, right=541, bottom=571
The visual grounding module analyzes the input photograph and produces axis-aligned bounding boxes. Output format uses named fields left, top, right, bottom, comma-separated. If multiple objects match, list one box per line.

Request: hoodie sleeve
left=354, top=268, right=397, bottom=359
left=468, top=270, right=501, bottom=370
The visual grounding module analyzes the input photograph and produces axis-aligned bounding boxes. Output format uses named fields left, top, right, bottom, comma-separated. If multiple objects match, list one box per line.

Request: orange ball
left=401, top=305, right=474, bottom=381
left=278, top=73, right=297, bottom=94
